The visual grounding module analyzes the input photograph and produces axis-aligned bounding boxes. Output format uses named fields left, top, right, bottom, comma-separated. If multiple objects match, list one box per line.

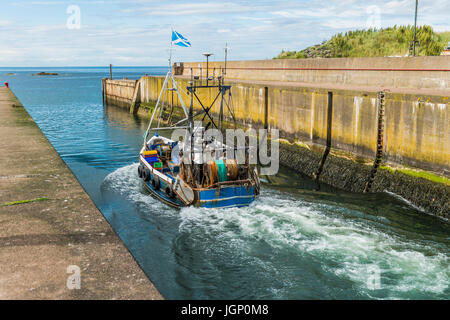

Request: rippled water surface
left=1, top=67, right=448, bottom=299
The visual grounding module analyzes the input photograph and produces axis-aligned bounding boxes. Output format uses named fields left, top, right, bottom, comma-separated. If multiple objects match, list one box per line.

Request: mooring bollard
left=4, top=82, right=9, bottom=88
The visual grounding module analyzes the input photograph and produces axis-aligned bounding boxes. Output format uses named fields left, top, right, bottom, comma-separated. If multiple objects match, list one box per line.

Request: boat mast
left=219, top=44, right=229, bottom=131
left=189, top=69, right=194, bottom=166
left=224, top=43, right=228, bottom=76
left=143, top=30, right=190, bottom=147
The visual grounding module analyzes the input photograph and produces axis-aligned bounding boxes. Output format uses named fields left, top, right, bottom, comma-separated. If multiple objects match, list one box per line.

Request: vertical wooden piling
left=313, top=91, right=333, bottom=182
left=130, top=80, right=141, bottom=114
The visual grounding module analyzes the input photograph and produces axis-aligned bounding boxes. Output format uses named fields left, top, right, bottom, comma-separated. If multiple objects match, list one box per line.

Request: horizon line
left=0, top=65, right=170, bottom=68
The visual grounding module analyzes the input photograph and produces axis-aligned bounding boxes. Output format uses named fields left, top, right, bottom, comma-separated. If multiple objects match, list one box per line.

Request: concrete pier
left=0, top=87, right=163, bottom=299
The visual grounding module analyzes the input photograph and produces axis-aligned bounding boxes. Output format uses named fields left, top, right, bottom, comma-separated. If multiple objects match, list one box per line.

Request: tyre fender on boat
left=143, top=167, right=151, bottom=182
left=151, top=176, right=160, bottom=190
left=138, top=164, right=144, bottom=178
left=165, top=185, right=176, bottom=198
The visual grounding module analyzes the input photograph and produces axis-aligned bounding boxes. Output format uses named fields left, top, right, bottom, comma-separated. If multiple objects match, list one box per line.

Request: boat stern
left=195, top=185, right=257, bottom=208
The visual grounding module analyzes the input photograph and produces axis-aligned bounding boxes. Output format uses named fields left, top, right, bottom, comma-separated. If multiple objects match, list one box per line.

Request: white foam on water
left=179, top=189, right=449, bottom=298
left=103, top=164, right=449, bottom=298
left=102, top=163, right=176, bottom=214
left=384, top=190, right=449, bottom=222
left=384, top=190, right=424, bottom=212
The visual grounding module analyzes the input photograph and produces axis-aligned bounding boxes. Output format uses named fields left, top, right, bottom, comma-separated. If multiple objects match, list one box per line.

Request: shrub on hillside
left=275, top=25, right=448, bottom=59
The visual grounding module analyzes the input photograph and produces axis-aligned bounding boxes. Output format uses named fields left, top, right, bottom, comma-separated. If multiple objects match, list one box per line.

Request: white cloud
left=0, top=20, right=12, bottom=27
left=272, top=8, right=330, bottom=18
left=0, top=0, right=449, bottom=66
left=385, top=0, right=410, bottom=12
left=125, top=2, right=254, bottom=16
left=322, top=20, right=368, bottom=30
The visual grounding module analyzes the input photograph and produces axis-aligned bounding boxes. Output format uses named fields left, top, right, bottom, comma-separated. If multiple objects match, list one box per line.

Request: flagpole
left=169, top=28, right=173, bottom=72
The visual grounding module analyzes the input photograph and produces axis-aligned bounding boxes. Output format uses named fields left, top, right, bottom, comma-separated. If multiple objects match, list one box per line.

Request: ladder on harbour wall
left=363, top=91, right=385, bottom=193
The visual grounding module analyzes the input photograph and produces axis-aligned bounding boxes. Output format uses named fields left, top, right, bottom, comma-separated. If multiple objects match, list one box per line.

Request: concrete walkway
left=0, top=87, right=163, bottom=299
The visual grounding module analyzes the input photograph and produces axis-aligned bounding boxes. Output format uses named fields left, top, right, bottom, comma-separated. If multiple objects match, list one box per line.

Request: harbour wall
left=103, top=75, right=450, bottom=175
left=102, top=58, right=450, bottom=218
left=102, top=78, right=138, bottom=109
left=179, top=56, right=450, bottom=91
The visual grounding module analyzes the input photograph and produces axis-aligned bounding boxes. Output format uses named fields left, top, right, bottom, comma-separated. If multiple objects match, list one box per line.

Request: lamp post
left=224, top=43, right=229, bottom=75
left=412, top=0, right=418, bottom=56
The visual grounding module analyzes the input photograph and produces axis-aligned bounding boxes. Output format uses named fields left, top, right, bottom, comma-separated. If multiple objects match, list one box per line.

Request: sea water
left=1, top=67, right=448, bottom=299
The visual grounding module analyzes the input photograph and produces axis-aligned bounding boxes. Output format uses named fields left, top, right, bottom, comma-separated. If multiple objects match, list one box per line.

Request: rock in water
left=32, top=72, right=59, bottom=76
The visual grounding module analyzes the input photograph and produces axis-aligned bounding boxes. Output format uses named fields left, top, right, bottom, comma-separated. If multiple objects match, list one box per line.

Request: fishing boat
left=137, top=47, right=261, bottom=208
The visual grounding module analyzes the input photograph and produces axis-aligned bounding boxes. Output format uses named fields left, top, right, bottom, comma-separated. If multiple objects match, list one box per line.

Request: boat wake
left=102, top=163, right=449, bottom=299
left=178, top=192, right=449, bottom=299
left=102, top=163, right=177, bottom=214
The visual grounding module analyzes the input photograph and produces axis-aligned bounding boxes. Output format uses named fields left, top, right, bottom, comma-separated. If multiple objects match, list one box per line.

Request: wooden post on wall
left=313, top=91, right=333, bottom=183
left=130, top=80, right=141, bottom=114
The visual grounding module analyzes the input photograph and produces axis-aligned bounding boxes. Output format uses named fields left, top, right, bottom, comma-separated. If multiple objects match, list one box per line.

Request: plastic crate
left=143, top=150, right=158, bottom=156
left=144, top=156, right=159, bottom=163
left=153, top=162, right=163, bottom=169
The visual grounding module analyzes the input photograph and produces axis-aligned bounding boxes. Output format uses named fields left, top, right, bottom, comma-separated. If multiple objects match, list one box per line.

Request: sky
left=0, top=0, right=449, bottom=66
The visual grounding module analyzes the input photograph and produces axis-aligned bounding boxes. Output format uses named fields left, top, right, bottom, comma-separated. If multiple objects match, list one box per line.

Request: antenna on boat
left=219, top=43, right=230, bottom=130
left=223, top=43, right=229, bottom=76
left=202, top=52, right=213, bottom=86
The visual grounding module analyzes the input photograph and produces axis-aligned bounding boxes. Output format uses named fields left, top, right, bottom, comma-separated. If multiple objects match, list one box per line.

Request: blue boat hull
left=195, top=185, right=256, bottom=208
left=143, top=179, right=257, bottom=209
left=142, top=173, right=257, bottom=209
left=143, top=178, right=185, bottom=208
left=140, top=158, right=258, bottom=209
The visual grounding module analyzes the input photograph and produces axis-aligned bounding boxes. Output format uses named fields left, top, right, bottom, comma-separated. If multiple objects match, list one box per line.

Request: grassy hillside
left=439, top=31, right=450, bottom=47
left=275, top=25, right=449, bottom=59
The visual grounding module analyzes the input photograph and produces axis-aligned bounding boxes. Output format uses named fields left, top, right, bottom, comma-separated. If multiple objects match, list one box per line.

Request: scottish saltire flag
left=172, top=30, right=191, bottom=47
